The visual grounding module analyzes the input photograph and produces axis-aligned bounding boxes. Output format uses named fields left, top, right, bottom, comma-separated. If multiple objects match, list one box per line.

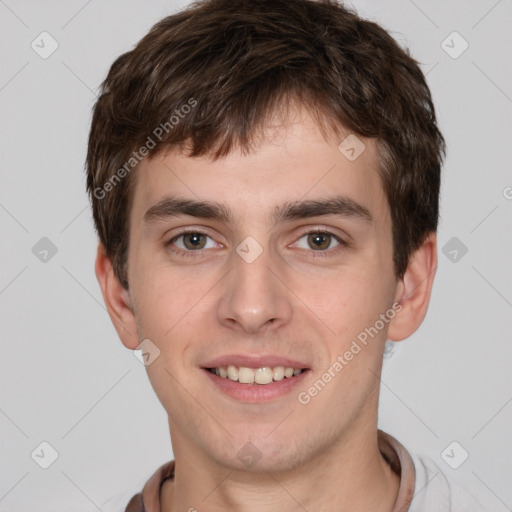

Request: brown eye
left=292, top=231, right=343, bottom=253
left=307, top=232, right=333, bottom=250
left=182, top=233, right=207, bottom=250
left=169, top=231, right=216, bottom=252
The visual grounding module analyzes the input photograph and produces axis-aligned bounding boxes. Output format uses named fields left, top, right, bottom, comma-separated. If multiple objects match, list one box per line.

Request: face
left=122, top=106, right=403, bottom=472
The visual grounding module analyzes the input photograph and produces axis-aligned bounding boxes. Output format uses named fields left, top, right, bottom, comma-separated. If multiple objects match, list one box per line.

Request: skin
left=96, top=105, right=437, bottom=511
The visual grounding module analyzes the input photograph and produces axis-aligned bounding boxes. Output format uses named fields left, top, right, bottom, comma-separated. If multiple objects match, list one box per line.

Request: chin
left=211, top=435, right=309, bottom=474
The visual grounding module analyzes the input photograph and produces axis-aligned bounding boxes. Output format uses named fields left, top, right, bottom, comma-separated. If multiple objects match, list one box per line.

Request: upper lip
left=201, top=354, right=310, bottom=369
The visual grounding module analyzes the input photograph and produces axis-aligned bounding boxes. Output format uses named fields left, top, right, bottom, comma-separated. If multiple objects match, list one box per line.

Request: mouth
left=205, top=365, right=306, bottom=385
left=200, top=356, right=311, bottom=402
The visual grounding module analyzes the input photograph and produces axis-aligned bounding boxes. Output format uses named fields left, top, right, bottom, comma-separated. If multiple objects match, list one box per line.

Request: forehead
left=129, top=106, right=388, bottom=228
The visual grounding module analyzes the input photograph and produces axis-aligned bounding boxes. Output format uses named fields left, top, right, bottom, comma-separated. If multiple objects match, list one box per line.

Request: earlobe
left=94, top=243, right=140, bottom=350
left=387, top=233, right=437, bottom=342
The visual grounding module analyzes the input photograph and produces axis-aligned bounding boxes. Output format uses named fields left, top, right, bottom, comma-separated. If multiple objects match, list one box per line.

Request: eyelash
left=294, top=228, right=347, bottom=256
left=166, top=229, right=215, bottom=259
left=165, top=228, right=347, bottom=258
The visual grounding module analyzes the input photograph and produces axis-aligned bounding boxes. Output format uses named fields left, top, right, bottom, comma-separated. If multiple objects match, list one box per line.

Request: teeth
left=255, top=367, right=273, bottom=384
left=210, top=365, right=304, bottom=385
left=273, top=367, right=285, bottom=381
left=238, top=367, right=255, bottom=384
left=284, top=367, right=294, bottom=378
left=227, top=365, right=238, bottom=381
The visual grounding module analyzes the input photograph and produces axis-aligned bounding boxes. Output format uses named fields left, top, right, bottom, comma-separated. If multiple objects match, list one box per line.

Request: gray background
left=1, top=0, right=511, bottom=510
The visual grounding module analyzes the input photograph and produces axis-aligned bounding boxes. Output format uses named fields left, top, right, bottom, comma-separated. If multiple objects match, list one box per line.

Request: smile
left=207, top=365, right=304, bottom=385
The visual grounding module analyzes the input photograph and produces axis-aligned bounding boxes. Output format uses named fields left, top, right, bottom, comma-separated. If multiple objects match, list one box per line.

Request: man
left=87, top=0, right=486, bottom=510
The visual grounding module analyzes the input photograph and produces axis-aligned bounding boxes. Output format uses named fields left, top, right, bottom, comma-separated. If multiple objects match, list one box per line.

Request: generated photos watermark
left=297, top=302, right=402, bottom=405
left=93, top=97, right=197, bottom=200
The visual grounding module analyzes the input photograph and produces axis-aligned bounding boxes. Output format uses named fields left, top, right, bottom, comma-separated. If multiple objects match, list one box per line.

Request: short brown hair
left=86, top=0, right=446, bottom=290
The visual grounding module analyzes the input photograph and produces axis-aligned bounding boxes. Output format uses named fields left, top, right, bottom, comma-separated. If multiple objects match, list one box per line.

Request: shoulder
left=124, top=492, right=145, bottom=512
left=100, top=460, right=175, bottom=512
left=408, top=452, right=487, bottom=512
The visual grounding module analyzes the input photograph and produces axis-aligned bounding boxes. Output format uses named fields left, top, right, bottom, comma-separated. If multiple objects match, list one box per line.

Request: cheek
left=131, top=266, right=217, bottom=361
left=314, top=266, right=394, bottom=345
left=131, top=274, right=187, bottom=341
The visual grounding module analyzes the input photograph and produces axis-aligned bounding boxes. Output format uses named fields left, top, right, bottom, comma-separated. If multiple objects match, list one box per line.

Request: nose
left=216, top=247, right=293, bottom=334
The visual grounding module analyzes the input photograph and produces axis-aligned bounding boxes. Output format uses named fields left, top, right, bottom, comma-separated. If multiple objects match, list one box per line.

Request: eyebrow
left=274, top=197, right=372, bottom=225
left=144, top=197, right=232, bottom=224
left=143, top=196, right=373, bottom=226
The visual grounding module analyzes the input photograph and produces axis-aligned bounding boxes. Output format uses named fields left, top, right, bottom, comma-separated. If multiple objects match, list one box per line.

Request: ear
left=95, top=243, right=140, bottom=350
left=387, top=232, right=437, bottom=342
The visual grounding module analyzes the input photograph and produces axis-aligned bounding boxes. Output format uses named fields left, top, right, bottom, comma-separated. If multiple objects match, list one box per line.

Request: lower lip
left=202, top=368, right=310, bottom=402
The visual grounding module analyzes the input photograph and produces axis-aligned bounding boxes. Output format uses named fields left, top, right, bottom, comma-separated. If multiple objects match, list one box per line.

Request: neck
left=161, top=421, right=400, bottom=512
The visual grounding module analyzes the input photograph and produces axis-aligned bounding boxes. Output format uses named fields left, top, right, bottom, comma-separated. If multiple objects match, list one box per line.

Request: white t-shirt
left=101, top=430, right=487, bottom=511
left=407, top=452, right=487, bottom=512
